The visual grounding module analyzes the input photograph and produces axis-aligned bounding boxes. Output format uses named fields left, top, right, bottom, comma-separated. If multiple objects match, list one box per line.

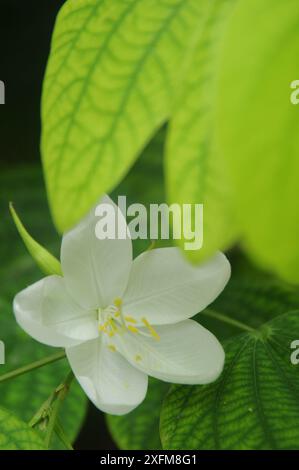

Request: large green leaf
left=0, top=166, right=87, bottom=449
left=0, top=406, right=46, bottom=450
left=161, top=310, right=299, bottom=450
left=107, top=378, right=169, bottom=450
left=166, top=0, right=239, bottom=262
left=217, top=0, right=299, bottom=282
left=42, top=0, right=205, bottom=232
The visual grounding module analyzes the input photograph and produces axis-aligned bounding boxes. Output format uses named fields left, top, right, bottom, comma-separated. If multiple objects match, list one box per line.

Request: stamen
left=125, top=315, right=137, bottom=324
left=108, top=318, right=119, bottom=333
left=108, top=344, right=116, bottom=352
left=114, top=297, right=126, bottom=327
left=98, top=301, right=159, bottom=345
left=127, top=325, right=139, bottom=334
left=114, top=298, right=122, bottom=308
left=98, top=324, right=107, bottom=333
left=142, top=318, right=160, bottom=341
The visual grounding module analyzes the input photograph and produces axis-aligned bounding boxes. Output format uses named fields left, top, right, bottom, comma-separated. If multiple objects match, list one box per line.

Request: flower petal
left=61, top=195, right=132, bottom=309
left=66, top=337, right=148, bottom=415
left=123, top=249, right=231, bottom=325
left=13, top=275, right=97, bottom=347
left=113, top=320, right=224, bottom=384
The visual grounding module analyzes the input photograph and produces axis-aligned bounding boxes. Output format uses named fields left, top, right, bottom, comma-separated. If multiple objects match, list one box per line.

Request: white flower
left=13, top=196, right=230, bottom=415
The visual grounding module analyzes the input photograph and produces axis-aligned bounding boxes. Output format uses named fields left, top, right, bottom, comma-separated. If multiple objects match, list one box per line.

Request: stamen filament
left=142, top=318, right=160, bottom=341
left=127, top=325, right=139, bottom=334
left=109, top=318, right=118, bottom=332
left=98, top=300, right=160, bottom=344
left=125, top=316, right=137, bottom=324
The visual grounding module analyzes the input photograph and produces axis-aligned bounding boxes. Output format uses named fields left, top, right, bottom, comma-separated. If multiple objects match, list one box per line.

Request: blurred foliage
left=0, top=128, right=166, bottom=449
left=218, top=0, right=299, bottom=283
left=0, top=166, right=87, bottom=449
left=0, top=406, right=46, bottom=450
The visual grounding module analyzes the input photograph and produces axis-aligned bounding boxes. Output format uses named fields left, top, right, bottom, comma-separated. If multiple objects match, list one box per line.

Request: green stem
left=55, top=418, right=74, bottom=450
left=0, top=351, right=66, bottom=384
left=202, top=308, right=254, bottom=333
left=29, top=390, right=56, bottom=428
left=44, top=371, right=74, bottom=449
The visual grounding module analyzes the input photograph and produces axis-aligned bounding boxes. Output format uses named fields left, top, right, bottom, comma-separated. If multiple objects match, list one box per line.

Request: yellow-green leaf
left=42, top=0, right=205, bottom=231
left=217, top=0, right=299, bottom=282
left=9, top=203, right=62, bottom=276
left=166, top=0, right=239, bottom=262
left=0, top=406, right=46, bottom=450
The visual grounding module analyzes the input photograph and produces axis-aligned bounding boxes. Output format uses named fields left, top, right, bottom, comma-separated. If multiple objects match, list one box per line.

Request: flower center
left=97, top=298, right=160, bottom=342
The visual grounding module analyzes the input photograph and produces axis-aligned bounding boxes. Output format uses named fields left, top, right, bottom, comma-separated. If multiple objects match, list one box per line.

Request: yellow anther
left=114, top=312, right=120, bottom=318
left=108, top=344, right=116, bottom=352
left=135, top=355, right=142, bottom=362
left=125, top=316, right=137, bottom=324
left=127, top=325, right=139, bottom=334
left=142, top=318, right=160, bottom=341
left=114, top=298, right=122, bottom=308
left=98, top=324, right=107, bottom=333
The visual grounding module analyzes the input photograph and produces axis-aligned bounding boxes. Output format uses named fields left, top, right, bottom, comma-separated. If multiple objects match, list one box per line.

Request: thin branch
left=44, top=370, right=74, bottom=449
left=0, top=350, right=66, bottom=384
left=202, top=308, right=255, bottom=333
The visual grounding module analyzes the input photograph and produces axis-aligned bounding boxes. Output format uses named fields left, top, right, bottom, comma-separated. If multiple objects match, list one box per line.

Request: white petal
left=66, top=337, right=148, bottom=415
left=113, top=320, right=224, bottom=384
left=13, top=276, right=97, bottom=347
left=123, top=249, right=231, bottom=325
left=61, top=195, right=132, bottom=309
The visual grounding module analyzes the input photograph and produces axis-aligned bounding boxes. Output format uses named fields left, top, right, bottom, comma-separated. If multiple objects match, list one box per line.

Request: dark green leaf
left=161, top=310, right=299, bottom=450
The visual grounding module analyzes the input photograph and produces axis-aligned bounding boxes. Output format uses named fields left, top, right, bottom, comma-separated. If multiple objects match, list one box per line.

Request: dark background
left=0, top=0, right=63, bottom=165
left=0, top=0, right=116, bottom=450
